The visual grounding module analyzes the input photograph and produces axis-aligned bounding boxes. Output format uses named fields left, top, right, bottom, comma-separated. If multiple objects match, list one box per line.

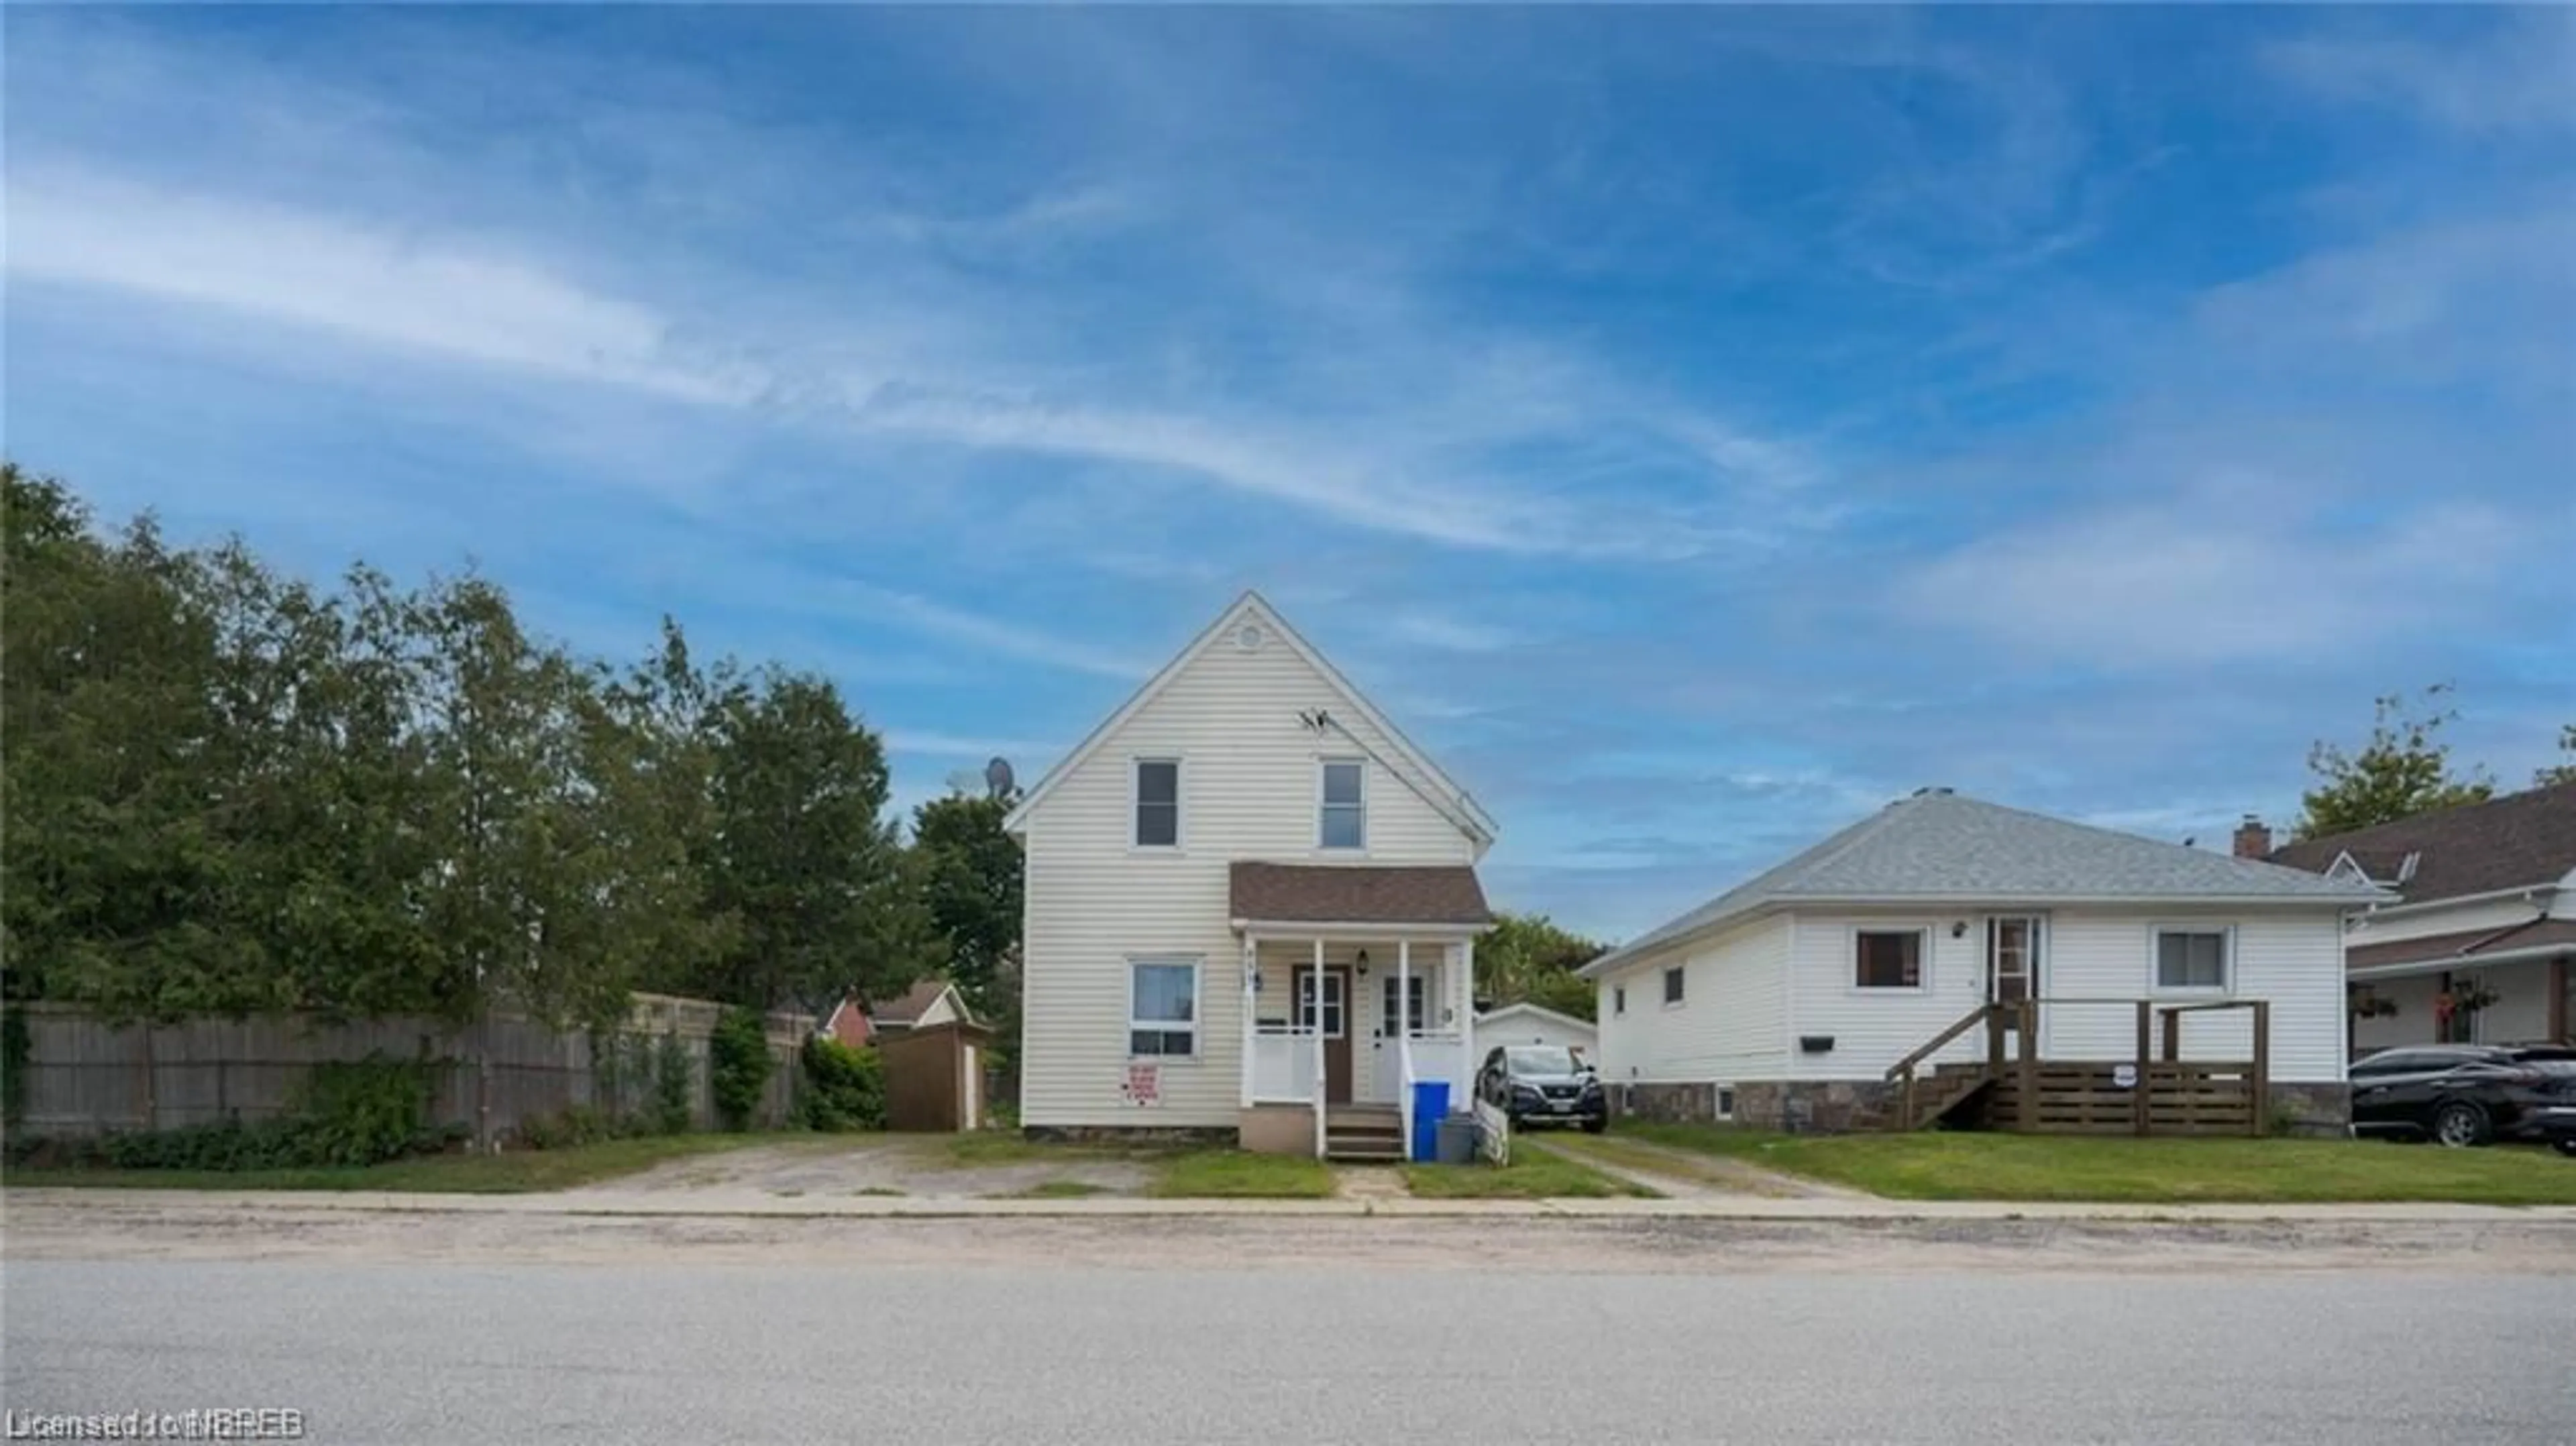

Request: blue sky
left=7, top=7, right=2571, bottom=941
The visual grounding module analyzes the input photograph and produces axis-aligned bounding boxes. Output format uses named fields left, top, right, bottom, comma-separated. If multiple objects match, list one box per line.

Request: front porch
left=1236, top=934, right=1481, bottom=1159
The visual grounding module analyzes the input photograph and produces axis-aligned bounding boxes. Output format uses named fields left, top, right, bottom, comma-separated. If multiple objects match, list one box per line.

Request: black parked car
left=1475, top=1045, right=1606, bottom=1133
left=2349, top=1044, right=2576, bottom=1153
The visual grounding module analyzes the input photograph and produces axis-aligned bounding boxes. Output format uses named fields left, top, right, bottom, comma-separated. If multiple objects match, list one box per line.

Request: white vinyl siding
left=1593, top=916, right=1792, bottom=1084
left=2355, top=958, right=2555, bottom=1053
left=1474, top=1007, right=1597, bottom=1057
left=1017, top=606, right=1481, bottom=1129
left=1780, top=907, right=2350, bottom=1084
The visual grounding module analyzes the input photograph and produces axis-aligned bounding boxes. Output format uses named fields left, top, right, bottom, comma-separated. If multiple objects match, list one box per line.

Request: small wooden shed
left=879, top=1017, right=996, bottom=1132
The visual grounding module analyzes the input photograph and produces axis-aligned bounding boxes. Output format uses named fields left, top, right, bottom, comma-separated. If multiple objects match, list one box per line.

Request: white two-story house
left=1002, top=593, right=1498, bottom=1158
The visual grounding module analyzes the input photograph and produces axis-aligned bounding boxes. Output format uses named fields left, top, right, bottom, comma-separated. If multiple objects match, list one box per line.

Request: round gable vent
left=1232, top=620, right=1267, bottom=652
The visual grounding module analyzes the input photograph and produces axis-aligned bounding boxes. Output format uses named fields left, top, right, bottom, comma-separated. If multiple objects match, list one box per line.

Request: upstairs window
left=1662, top=967, right=1686, bottom=1005
left=1320, top=759, right=1365, bottom=850
left=2155, top=928, right=2231, bottom=991
left=1134, top=759, right=1179, bottom=848
left=1855, top=930, right=1925, bottom=990
left=1613, top=985, right=1627, bottom=1017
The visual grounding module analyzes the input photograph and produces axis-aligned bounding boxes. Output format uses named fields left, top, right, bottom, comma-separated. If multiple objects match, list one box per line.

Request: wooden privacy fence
left=8, top=993, right=813, bottom=1144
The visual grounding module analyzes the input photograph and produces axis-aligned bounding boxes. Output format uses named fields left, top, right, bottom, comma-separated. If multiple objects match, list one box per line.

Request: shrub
left=1, top=1006, right=30, bottom=1128
left=708, top=1007, right=773, bottom=1131
left=515, top=1105, right=621, bottom=1152
left=292, top=1055, right=433, bottom=1166
left=798, top=1037, right=884, bottom=1132
left=652, top=1030, right=694, bottom=1134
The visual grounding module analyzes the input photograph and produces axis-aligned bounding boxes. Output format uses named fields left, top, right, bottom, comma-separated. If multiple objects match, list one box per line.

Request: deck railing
left=1884, top=997, right=2273, bottom=1137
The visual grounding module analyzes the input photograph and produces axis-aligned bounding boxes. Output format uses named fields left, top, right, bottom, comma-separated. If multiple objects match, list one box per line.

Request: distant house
left=1003, top=592, right=1497, bottom=1159
left=1580, top=789, right=2382, bottom=1135
left=2259, top=781, right=2576, bottom=1055
left=820, top=995, right=875, bottom=1048
left=1474, top=1002, right=1598, bottom=1061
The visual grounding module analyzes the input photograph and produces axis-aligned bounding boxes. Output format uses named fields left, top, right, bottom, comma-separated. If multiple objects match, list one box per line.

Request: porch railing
left=1251, top=1027, right=1320, bottom=1103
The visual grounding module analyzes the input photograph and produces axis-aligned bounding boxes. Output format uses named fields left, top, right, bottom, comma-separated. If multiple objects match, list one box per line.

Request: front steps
left=1324, top=1105, right=1405, bottom=1162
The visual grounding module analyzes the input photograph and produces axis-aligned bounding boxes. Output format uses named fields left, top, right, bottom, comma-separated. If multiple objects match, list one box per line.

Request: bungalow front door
left=1987, top=917, right=2041, bottom=1007
left=1295, top=965, right=1353, bottom=1104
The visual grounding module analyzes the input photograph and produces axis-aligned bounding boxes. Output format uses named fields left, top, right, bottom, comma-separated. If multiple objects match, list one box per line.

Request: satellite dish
left=984, top=756, right=1016, bottom=801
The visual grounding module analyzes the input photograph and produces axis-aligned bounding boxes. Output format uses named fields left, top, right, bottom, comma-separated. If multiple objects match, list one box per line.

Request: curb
left=9, top=1188, right=2575, bottom=1227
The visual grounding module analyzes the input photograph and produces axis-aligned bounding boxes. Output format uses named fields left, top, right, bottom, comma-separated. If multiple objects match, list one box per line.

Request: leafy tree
left=1474, top=912, right=1607, bottom=1022
left=2294, top=685, right=2495, bottom=840
left=910, top=790, right=1024, bottom=1017
left=2538, top=725, right=2576, bottom=788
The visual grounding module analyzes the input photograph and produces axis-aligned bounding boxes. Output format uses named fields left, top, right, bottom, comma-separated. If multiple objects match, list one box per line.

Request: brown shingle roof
left=2269, top=781, right=2576, bottom=906
left=1229, top=862, right=1491, bottom=927
left=869, top=977, right=962, bottom=1026
left=2349, top=918, right=2576, bottom=971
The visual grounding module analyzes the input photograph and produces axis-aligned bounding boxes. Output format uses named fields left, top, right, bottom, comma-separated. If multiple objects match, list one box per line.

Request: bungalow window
left=1855, top=930, right=1925, bottom=989
left=1662, top=967, right=1686, bottom=1005
left=2155, top=928, right=2231, bottom=991
left=1134, top=759, right=1180, bottom=848
left=1319, top=759, right=1365, bottom=850
left=1129, top=960, right=1199, bottom=1057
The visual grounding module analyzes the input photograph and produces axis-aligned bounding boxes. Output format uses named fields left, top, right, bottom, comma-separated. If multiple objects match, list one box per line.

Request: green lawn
left=1621, top=1124, right=2576, bottom=1206
left=1, top=1133, right=810, bottom=1194
left=1008, top=1178, right=1114, bottom=1199
left=1403, top=1151, right=1658, bottom=1200
left=1149, top=1150, right=1338, bottom=1199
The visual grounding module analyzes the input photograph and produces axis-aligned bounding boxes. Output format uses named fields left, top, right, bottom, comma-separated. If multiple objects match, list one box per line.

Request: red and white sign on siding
left=1121, top=1063, right=1162, bottom=1107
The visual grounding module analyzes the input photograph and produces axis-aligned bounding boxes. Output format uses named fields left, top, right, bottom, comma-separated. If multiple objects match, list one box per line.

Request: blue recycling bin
left=1409, top=1080, right=1451, bottom=1162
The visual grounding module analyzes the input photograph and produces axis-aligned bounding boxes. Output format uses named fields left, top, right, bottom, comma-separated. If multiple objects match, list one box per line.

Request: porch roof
left=1229, top=861, right=1491, bottom=930
left=2347, top=917, right=2576, bottom=977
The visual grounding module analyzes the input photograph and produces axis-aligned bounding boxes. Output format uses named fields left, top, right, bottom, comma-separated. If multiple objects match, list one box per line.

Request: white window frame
left=1662, top=966, right=1686, bottom=1009
left=1613, top=985, right=1627, bottom=1017
left=1130, top=757, right=1183, bottom=852
left=2151, top=924, right=2234, bottom=995
left=1851, top=925, right=1933, bottom=993
left=1126, top=956, right=1202, bottom=1060
left=1379, top=972, right=1427, bottom=1038
left=1317, top=757, right=1366, bottom=852
left=1716, top=1085, right=1736, bottom=1121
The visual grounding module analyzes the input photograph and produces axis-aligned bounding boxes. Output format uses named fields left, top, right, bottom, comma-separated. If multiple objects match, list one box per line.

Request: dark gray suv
left=1476, top=1045, right=1607, bottom=1133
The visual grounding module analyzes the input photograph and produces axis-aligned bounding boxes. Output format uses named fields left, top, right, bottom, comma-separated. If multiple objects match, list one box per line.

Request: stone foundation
left=1611, top=1081, right=1723, bottom=1125
left=1733, top=1080, right=1898, bottom=1133
left=2265, top=1082, right=2351, bottom=1137
left=1022, top=1123, right=1236, bottom=1148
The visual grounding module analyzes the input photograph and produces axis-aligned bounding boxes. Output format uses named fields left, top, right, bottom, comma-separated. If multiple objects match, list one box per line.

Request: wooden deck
left=1884, top=999, right=2272, bottom=1137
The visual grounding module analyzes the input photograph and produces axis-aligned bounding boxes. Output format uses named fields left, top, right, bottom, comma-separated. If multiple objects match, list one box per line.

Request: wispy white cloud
left=880, top=729, right=1062, bottom=760
left=830, top=583, right=1150, bottom=681
left=2262, top=13, right=2576, bottom=136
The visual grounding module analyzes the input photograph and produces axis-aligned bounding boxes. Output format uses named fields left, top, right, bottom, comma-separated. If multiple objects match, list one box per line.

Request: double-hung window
left=1662, top=967, right=1686, bottom=1006
left=1380, top=974, right=1426, bottom=1038
left=1134, top=759, right=1180, bottom=848
left=1129, top=959, right=1199, bottom=1057
left=1319, top=759, right=1365, bottom=850
left=2154, top=928, right=2231, bottom=991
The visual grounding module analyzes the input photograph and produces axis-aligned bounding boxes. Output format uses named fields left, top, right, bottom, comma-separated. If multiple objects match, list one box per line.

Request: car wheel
left=2430, top=1101, right=2489, bottom=1148
left=2553, top=1137, right=2576, bottom=1159
left=1581, top=1116, right=1607, bottom=1135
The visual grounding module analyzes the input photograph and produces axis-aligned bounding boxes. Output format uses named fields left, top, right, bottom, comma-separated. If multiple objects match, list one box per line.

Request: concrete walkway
left=9, top=1185, right=2573, bottom=1224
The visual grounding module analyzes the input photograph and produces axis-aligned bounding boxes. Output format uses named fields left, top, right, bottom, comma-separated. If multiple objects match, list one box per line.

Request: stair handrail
left=1884, top=1003, right=1999, bottom=1084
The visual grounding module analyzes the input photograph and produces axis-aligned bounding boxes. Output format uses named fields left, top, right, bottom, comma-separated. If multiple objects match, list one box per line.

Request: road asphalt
left=7, top=1250, right=2572, bottom=1445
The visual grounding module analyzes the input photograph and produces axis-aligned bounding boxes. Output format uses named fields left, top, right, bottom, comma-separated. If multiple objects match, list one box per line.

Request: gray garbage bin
left=1436, top=1115, right=1478, bottom=1164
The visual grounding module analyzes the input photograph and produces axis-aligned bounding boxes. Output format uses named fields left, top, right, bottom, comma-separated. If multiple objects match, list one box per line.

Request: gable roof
left=1002, top=591, right=1496, bottom=844
left=870, top=977, right=967, bottom=1027
left=1581, top=788, right=2385, bottom=977
left=1230, top=861, right=1491, bottom=927
left=1473, top=1001, right=1599, bottom=1036
left=2266, top=781, right=2576, bottom=907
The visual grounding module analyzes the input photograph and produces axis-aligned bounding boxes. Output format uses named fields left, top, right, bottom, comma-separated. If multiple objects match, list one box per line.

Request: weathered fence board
left=11, top=994, right=812, bottom=1143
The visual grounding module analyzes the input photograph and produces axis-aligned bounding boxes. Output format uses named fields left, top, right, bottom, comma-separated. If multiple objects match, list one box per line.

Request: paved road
left=7, top=1251, right=2571, bottom=1445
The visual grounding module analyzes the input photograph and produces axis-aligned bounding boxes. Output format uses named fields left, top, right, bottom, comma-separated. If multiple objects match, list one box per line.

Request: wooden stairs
left=1324, top=1105, right=1406, bottom=1162
left=1858, top=1062, right=1993, bottom=1132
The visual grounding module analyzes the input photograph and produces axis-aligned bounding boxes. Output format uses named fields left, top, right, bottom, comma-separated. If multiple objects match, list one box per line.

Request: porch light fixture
left=1355, top=950, right=1371, bottom=976
left=1951, top=921, right=1968, bottom=939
